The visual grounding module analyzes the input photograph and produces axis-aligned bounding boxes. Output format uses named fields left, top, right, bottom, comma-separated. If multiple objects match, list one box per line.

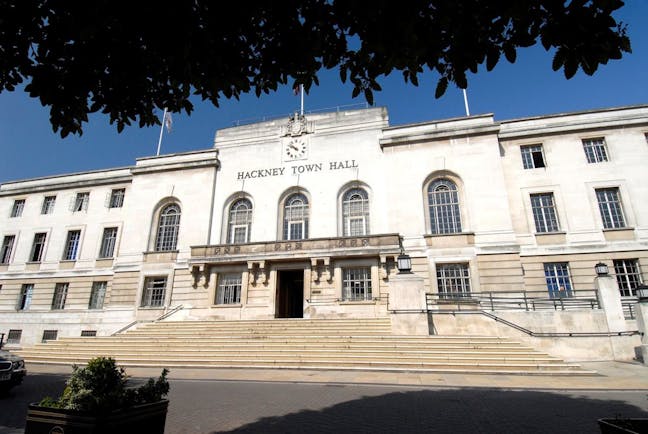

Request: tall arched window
left=428, top=179, right=462, bottom=234
left=342, top=188, right=370, bottom=236
left=155, top=204, right=181, bottom=251
left=227, top=198, right=253, bottom=243
left=283, top=193, right=309, bottom=240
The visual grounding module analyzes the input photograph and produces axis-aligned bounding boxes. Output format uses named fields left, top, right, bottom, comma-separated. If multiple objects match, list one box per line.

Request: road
left=1, top=373, right=647, bottom=433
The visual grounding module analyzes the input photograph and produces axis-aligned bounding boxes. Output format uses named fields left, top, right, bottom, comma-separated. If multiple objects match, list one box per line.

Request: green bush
left=39, top=357, right=169, bottom=415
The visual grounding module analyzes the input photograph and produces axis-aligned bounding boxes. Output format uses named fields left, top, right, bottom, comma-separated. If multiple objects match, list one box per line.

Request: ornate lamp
left=397, top=236, right=412, bottom=274
left=594, top=262, right=609, bottom=277
left=636, top=283, right=648, bottom=301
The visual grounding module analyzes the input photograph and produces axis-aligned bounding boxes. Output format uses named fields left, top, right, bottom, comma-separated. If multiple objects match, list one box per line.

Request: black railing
left=426, top=289, right=601, bottom=312
left=621, top=297, right=638, bottom=320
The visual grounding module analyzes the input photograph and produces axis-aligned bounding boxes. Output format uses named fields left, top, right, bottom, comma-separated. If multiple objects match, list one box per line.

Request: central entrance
left=276, top=269, right=304, bottom=318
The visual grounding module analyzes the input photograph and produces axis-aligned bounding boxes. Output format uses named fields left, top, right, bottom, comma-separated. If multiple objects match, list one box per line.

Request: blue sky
left=1, top=2, right=647, bottom=184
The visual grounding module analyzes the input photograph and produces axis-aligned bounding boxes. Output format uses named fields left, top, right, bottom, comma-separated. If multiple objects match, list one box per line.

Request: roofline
left=499, top=104, right=648, bottom=124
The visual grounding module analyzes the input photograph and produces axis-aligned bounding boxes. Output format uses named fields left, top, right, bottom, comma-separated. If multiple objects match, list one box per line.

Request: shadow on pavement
left=208, top=388, right=648, bottom=434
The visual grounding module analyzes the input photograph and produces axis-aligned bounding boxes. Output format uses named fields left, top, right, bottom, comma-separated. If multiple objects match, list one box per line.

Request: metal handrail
left=111, top=305, right=184, bottom=336
left=621, top=296, right=639, bottom=319
left=431, top=310, right=640, bottom=338
left=426, top=289, right=601, bottom=312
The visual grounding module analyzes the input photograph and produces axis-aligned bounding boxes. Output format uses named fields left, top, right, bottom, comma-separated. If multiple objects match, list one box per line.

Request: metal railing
left=426, top=289, right=601, bottom=312
left=621, top=296, right=639, bottom=320
left=111, top=305, right=184, bottom=336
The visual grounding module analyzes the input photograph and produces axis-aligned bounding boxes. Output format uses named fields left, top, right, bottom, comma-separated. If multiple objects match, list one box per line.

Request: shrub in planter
left=25, top=357, right=169, bottom=434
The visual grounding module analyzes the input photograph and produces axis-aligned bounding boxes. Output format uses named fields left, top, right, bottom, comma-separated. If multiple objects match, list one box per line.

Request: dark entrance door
left=276, top=270, right=304, bottom=318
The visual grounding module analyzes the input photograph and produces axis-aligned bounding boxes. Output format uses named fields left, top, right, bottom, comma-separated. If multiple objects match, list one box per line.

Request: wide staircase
left=16, top=318, right=595, bottom=375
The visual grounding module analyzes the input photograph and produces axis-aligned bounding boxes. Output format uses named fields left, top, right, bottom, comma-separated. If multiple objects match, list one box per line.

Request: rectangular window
left=348, top=217, right=366, bottom=236
left=109, top=188, right=125, bottom=208
left=63, top=230, right=81, bottom=261
left=51, top=282, right=69, bottom=310
left=520, top=144, right=546, bottom=169
left=596, top=188, right=626, bottom=229
left=342, top=267, right=372, bottom=301
left=42, top=330, right=58, bottom=342
left=287, top=221, right=305, bottom=240
left=231, top=226, right=248, bottom=244
left=89, top=281, right=107, bottom=309
left=530, top=193, right=560, bottom=233
left=582, top=138, right=609, bottom=163
left=72, top=192, right=89, bottom=212
left=614, top=259, right=642, bottom=297
left=30, top=232, right=47, bottom=262
left=1, top=235, right=15, bottom=264
left=436, top=263, right=471, bottom=298
left=99, top=227, right=118, bottom=258
left=17, top=284, right=33, bottom=310
left=141, top=277, right=167, bottom=307
left=10, top=199, right=25, bottom=217
left=7, top=329, right=22, bottom=344
left=41, top=196, right=56, bottom=214
left=544, top=262, right=573, bottom=298
left=215, top=273, right=242, bottom=304
left=81, top=330, right=97, bottom=337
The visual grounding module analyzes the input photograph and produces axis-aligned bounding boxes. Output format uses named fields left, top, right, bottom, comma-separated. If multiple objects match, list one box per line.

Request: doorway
left=276, top=269, right=304, bottom=318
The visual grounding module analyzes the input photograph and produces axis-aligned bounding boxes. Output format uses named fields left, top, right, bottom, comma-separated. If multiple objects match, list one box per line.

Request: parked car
left=0, top=346, right=26, bottom=392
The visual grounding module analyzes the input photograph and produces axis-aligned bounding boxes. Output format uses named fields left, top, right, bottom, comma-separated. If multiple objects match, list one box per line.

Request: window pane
left=343, top=188, right=370, bottom=236
left=51, top=283, right=69, bottom=310
left=42, top=196, right=56, bottom=214
left=30, top=233, right=47, bottom=262
left=155, top=204, right=181, bottom=251
left=428, top=179, right=462, bottom=234
left=614, top=259, right=642, bottom=297
left=521, top=145, right=545, bottom=169
left=582, top=138, right=608, bottom=163
left=283, top=194, right=308, bottom=240
left=63, top=230, right=81, bottom=260
left=99, top=227, right=118, bottom=258
left=343, top=267, right=372, bottom=301
left=544, top=263, right=573, bottom=298
left=436, top=264, right=471, bottom=298
left=1, top=235, right=15, bottom=264
left=89, top=281, right=107, bottom=309
left=596, top=188, right=626, bottom=229
left=18, top=284, right=33, bottom=310
left=142, top=277, right=167, bottom=307
left=10, top=199, right=25, bottom=217
left=216, top=273, right=242, bottom=304
left=109, top=189, right=125, bottom=208
left=227, top=199, right=252, bottom=243
left=530, top=193, right=560, bottom=233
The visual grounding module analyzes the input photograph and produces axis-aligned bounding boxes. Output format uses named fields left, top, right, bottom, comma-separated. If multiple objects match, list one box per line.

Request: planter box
left=25, top=399, right=168, bottom=434
left=598, top=418, right=648, bottom=434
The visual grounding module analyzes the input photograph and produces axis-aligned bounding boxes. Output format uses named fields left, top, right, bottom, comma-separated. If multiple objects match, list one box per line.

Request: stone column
left=595, top=275, right=626, bottom=332
left=634, top=299, right=648, bottom=365
left=388, top=273, right=429, bottom=335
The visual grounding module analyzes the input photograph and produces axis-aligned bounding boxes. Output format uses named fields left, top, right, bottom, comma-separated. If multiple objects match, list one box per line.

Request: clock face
left=285, top=139, right=307, bottom=160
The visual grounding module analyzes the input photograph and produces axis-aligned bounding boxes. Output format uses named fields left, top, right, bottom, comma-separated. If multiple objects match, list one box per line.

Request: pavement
left=25, top=359, right=648, bottom=390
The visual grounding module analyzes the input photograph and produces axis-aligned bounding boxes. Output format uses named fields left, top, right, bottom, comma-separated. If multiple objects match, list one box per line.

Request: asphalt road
left=2, top=373, right=647, bottom=433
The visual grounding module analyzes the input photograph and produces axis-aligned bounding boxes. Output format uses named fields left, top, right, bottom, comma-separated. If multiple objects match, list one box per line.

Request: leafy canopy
left=0, top=0, right=630, bottom=137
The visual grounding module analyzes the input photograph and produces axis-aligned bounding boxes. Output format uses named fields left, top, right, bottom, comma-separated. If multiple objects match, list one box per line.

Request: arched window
left=155, top=204, right=181, bottom=251
left=427, top=179, right=462, bottom=234
left=227, top=198, right=253, bottom=244
left=283, top=193, right=309, bottom=240
left=342, top=188, right=370, bottom=236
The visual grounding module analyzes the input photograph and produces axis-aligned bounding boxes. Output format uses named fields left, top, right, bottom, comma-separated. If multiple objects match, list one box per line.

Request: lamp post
left=595, top=262, right=609, bottom=277
left=397, top=236, right=412, bottom=274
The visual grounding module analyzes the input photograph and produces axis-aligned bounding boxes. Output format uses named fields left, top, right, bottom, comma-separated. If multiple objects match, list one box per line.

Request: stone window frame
left=154, top=203, right=181, bottom=252
left=108, top=188, right=126, bottom=208
left=62, top=229, right=82, bottom=261
left=1, top=234, right=16, bottom=264
left=422, top=171, right=468, bottom=236
left=529, top=192, right=561, bottom=233
left=17, top=284, right=33, bottom=310
left=89, top=281, right=108, bottom=309
left=595, top=187, right=627, bottom=229
left=613, top=259, right=642, bottom=297
left=98, top=226, right=119, bottom=258
left=543, top=262, right=573, bottom=299
left=140, top=275, right=168, bottom=308
left=226, top=197, right=253, bottom=244
left=215, top=272, right=242, bottom=305
left=29, top=232, right=48, bottom=263
left=71, top=192, right=90, bottom=212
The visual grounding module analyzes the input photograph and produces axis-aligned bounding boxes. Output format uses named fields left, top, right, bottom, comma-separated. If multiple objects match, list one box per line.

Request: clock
left=285, top=138, right=307, bottom=160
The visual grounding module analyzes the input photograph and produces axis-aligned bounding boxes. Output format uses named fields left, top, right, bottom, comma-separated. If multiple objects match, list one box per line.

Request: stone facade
left=0, top=105, right=647, bottom=360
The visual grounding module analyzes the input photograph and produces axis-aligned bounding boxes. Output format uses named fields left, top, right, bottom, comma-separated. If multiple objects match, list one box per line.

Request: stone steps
left=16, top=318, right=595, bottom=375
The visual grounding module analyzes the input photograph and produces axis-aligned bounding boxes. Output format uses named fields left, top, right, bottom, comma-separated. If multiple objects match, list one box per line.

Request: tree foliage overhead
left=0, top=0, right=631, bottom=137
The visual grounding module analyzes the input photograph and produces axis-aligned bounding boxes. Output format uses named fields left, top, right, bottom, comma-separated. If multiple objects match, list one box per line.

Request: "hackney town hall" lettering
left=237, top=160, right=358, bottom=180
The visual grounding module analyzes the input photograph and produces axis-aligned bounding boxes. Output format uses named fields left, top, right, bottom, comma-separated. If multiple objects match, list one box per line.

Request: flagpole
left=462, top=89, right=470, bottom=116
left=156, top=107, right=167, bottom=156
left=300, top=85, right=304, bottom=116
